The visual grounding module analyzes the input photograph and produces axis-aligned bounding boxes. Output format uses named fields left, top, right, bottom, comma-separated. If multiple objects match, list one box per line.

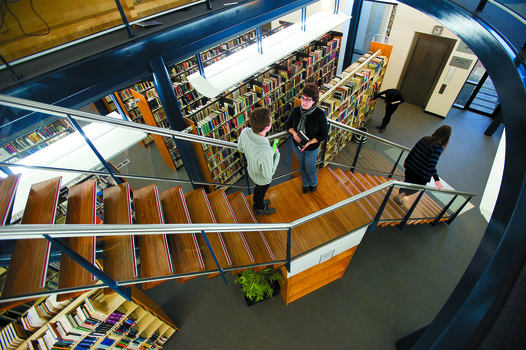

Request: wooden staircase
left=0, top=167, right=452, bottom=309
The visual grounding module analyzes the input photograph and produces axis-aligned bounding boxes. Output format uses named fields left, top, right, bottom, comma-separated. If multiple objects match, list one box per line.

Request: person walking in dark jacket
left=373, top=88, right=404, bottom=133
left=394, top=125, right=451, bottom=205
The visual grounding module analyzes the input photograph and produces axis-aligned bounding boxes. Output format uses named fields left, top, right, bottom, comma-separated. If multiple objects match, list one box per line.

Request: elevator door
left=399, top=33, right=456, bottom=108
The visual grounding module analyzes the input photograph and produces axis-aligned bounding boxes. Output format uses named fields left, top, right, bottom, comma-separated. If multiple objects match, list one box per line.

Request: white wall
left=382, top=4, right=477, bottom=117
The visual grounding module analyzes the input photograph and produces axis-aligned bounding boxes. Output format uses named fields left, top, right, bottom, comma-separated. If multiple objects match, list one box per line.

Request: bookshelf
left=186, top=31, right=342, bottom=190
left=319, top=46, right=391, bottom=162
left=0, top=286, right=178, bottom=350
left=0, top=118, right=75, bottom=165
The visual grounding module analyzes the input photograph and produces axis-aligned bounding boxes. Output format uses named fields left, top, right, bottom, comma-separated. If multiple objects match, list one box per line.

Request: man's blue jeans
left=293, top=145, right=319, bottom=187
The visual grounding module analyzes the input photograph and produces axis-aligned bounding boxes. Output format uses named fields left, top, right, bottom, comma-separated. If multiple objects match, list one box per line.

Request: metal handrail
left=0, top=180, right=476, bottom=240
left=328, top=119, right=412, bottom=152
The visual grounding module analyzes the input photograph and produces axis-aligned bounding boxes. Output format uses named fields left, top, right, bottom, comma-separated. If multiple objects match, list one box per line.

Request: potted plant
left=234, top=267, right=284, bottom=306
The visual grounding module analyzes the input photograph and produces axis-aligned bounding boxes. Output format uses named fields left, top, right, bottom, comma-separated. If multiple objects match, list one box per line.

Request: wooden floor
left=247, top=167, right=372, bottom=259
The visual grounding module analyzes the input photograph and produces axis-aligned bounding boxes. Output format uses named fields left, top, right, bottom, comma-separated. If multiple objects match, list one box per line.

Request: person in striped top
left=394, top=125, right=452, bottom=205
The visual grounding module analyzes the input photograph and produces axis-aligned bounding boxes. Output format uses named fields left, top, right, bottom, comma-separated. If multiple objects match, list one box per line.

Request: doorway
left=453, top=60, right=499, bottom=116
left=398, top=33, right=457, bottom=108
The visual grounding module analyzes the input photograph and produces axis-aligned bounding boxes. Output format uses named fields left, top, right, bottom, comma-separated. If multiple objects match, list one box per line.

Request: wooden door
left=398, top=33, right=456, bottom=107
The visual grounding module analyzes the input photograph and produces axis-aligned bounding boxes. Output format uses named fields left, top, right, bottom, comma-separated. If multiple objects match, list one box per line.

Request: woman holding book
left=285, top=83, right=328, bottom=193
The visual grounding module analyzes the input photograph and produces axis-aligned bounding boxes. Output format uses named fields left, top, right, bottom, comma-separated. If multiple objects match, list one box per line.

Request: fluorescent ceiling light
left=187, top=10, right=351, bottom=98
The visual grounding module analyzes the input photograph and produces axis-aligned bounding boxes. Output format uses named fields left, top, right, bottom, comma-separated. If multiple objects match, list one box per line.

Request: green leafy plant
left=234, top=267, right=284, bottom=303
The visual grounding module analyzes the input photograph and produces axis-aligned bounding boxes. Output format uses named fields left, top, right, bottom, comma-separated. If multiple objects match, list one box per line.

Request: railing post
left=350, top=138, right=364, bottom=173
left=446, top=196, right=473, bottom=225
left=114, top=0, right=135, bottom=38
left=195, top=53, right=205, bottom=78
left=432, top=195, right=458, bottom=226
left=110, top=93, right=129, bottom=121
left=256, top=27, right=263, bottom=54
left=201, top=230, right=227, bottom=285
left=320, top=121, right=329, bottom=168
left=389, top=150, right=404, bottom=179
left=286, top=227, right=292, bottom=272
left=67, top=116, right=122, bottom=185
left=368, top=184, right=394, bottom=233
left=43, top=234, right=132, bottom=301
left=397, top=190, right=425, bottom=230
left=242, top=154, right=251, bottom=195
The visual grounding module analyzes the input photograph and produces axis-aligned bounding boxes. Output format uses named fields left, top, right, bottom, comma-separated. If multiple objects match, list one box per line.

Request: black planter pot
left=243, top=281, right=281, bottom=307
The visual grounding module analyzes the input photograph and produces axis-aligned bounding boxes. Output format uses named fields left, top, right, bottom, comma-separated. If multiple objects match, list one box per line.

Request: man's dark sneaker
left=253, top=199, right=271, bottom=211
left=310, top=185, right=317, bottom=192
left=302, top=186, right=309, bottom=193
left=257, top=207, right=276, bottom=215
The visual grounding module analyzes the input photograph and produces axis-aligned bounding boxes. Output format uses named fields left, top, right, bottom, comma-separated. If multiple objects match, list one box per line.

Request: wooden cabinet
left=279, top=246, right=357, bottom=305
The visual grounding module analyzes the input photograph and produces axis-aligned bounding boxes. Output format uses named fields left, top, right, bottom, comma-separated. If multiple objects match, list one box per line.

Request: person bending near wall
left=238, top=107, right=280, bottom=215
left=285, top=83, right=328, bottom=194
left=394, top=125, right=452, bottom=205
left=373, top=88, right=404, bottom=133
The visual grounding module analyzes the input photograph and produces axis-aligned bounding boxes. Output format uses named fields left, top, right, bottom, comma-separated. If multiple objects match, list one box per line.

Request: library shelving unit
left=108, top=86, right=182, bottom=172
left=0, top=286, right=178, bottom=350
left=187, top=31, right=342, bottom=190
left=0, top=118, right=75, bottom=165
left=319, top=43, right=392, bottom=163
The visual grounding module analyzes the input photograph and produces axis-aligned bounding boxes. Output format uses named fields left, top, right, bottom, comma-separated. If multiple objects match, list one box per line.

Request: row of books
left=21, top=295, right=73, bottom=333
left=1, top=119, right=72, bottom=156
left=208, top=151, right=238, bottom=173
left=0, top=322, right=28, bottom=349
left=212, top=158, right=244, bottom=183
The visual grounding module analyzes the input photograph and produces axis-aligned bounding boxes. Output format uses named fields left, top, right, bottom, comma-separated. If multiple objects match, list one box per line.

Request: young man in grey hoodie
left=238, top=107, right=280, bottom=215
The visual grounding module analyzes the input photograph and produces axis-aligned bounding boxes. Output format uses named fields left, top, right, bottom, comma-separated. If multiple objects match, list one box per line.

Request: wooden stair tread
left=207, top=190, right=255, bottom=268
left=57, top=180, right=98, bottom=301
left=368, top=174, right=407, bottom=220
left=184, top=189, right=231, bottom=270
left=331, top=168, right=375, bottom=220
left=255, top=168, right=371, bottom=257
left=346, top=172, right=389, bottom=218
left=159, top=186, right=204, bottom=284
left=226, top=191, right=276, bottom=265
left=336, top=170, right=379, bottom=217
left=102, top=183, right=137, bottom=289
left=0, top=174, right=21, bottom=225
left=1, top=177, right=62, bottom=309
left=133, top=185, right=173, bottom=289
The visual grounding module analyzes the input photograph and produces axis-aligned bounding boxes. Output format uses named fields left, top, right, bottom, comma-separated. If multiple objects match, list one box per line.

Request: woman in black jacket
left=285, top=83, right=328, bottom=193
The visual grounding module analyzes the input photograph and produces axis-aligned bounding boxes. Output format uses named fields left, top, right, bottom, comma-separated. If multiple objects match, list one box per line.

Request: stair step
left=330, top=168, right=375, bottom=220
left=227, top=191, right=276, bottom=267
left=0, top=174, right=21, bottom=225
left=207, top=190, right=255, bottom=272
left=133, top=185, right=173, bottom=289
left=1, top=177, right=62, bottom=311
left=368, top=174, right=407, bottom=223
left=101, top=183, right=137, bottom=294
left=57, top=180, right=98, bottom=301
left=184, top=189, right=232, bottom=274
left=159, top=186, right=204, bottom=284
left=346, top=171, right=393, bottom=225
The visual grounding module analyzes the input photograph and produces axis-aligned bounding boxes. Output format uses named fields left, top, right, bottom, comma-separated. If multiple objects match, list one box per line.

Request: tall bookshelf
left=0, top=286, right=178, bottom=350
left=187, top=31, right=342, bottom=190
left=319, top=45, right=391, bottom=162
